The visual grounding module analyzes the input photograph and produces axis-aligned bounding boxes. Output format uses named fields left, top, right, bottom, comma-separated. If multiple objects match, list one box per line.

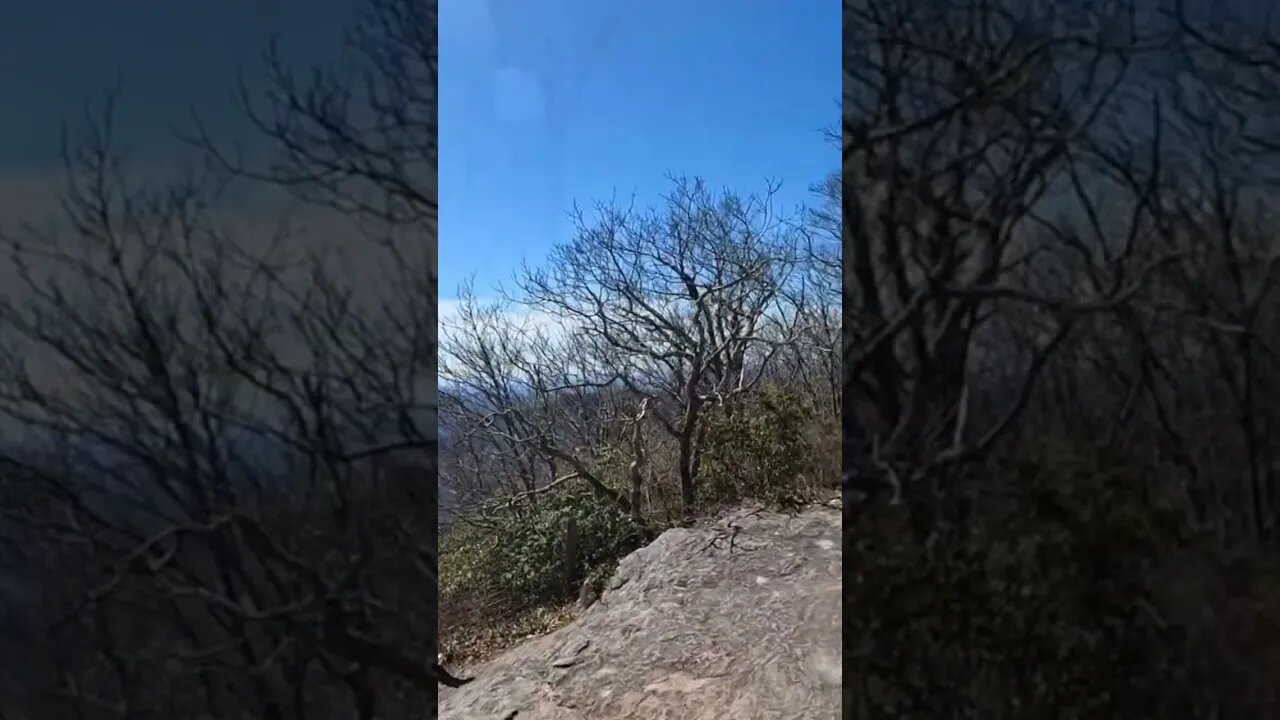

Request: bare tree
left=517, top=176, right=802, bottom=513
left=0, top=102, right=431, bottom=720
left=0, top=0, right=442, bottom=717
left=439, top=288, right=638, bottom=520
left=845, top=0, right=1280, bottom=715
left=192, top=0, right=437, bottom=230
left=784, top=171, right=842, bottom=418
left=844, top=0, right=1185, bottom=496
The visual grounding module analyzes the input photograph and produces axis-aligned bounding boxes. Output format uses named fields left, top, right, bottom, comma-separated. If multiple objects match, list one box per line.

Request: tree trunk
left=628, top=406, right=648, bottom=523
left=677, top=397, right=704, bottom=514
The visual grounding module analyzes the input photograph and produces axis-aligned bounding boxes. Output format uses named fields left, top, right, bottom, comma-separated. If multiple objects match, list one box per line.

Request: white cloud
left=437, top=295, right=569, bottom=343
left=437, top=297, right=467, bottom=330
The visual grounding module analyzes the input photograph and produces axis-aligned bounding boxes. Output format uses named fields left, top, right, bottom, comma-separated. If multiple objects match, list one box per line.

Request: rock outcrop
left=439, top=504, right=841, bottom=719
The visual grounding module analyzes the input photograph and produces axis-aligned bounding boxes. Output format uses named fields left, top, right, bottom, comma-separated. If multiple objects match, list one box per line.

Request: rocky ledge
left=438, top=504, right=841, bottom=719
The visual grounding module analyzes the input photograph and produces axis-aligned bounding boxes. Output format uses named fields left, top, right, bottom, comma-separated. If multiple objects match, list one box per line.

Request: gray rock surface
left=438, top=505, right=841, bottom=719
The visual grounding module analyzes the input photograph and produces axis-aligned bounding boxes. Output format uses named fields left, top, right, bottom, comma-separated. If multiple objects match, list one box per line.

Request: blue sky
left=440, top=0, right=840, bottom=299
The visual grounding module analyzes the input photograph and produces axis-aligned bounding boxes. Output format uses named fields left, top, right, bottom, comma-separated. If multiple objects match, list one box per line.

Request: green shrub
left=699, top=386, right=813, bottom=506
left=440, top=482, right=647, bottom=607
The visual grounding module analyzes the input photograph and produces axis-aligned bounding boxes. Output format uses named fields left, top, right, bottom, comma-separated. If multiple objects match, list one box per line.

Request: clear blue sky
left=439, top=0, right=840, bottom=298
